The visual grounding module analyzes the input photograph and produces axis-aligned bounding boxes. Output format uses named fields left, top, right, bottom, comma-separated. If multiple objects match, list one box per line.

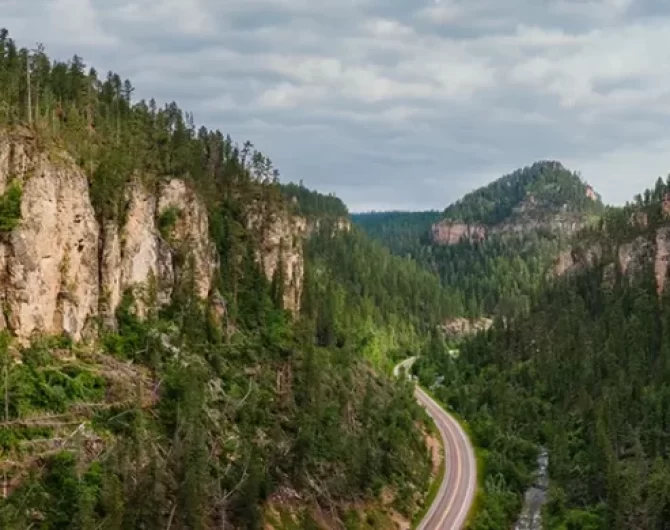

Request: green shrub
left=0, top=182, right=21, bottom=232
left=158, top=206, right=181, bottom=239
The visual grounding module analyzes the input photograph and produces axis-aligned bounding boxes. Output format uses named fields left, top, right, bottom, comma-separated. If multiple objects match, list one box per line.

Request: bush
left=158, top=206, right=181, bottom=239
left=0, top=182, right=22, bottom=232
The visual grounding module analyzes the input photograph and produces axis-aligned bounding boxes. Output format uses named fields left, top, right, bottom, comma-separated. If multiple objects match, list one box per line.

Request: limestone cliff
left=247, top=203, right=307, bottom=314
left=441, top=317, right=493, bottom=339
left=553, top=225, right=670, bottom=295
left=431, top=221, right=487, bottom=245
left=0, top=132, right=99, bottom=341
left=101, top=178, right=217, bottom=322
left=0, top=133, right=220, bottom=342
left=432, top=213, right=587, bottom=246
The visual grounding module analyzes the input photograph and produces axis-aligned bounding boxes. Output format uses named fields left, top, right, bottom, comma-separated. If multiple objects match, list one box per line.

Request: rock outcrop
left=247, top=205, right=307, bottom=314
left=656, top=227, right=670, bottom=294
left=554, top=225, right=670, bottom=295
left=0, top=133, right=220, bottom=342
left=0, top=137, right=100, bottom=341
left=552, top=243, right=603, bottom=277
left=618, top=236, right=653, bottom=279
left=101, top=178, right=217, bottom=322
left=441, top=317, right=493, bottom=340
left=432, top=214, right=586, bottom=246
left=431, top=222, right=487, bottom=245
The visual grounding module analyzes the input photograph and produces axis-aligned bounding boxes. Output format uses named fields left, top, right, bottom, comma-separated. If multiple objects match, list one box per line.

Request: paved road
left=394, top=359, right=477, bottom=530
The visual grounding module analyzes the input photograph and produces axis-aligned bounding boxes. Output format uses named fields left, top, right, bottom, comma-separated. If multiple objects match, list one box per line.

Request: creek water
left=513, top=448, right=549, bottom=530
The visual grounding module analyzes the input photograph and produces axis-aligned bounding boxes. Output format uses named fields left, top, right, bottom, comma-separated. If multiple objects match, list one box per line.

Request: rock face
left=157, top=179, right=217, bottom=301
left=618, top=236, right=653, bottom=279
left=431, top=222, right=487, bottom=245
left=431, top=214, right=586, bottom=246
left=305, top=216, right=352, bottom=238
left=247, top=205, right=307, bottom=314
left=0, top=134, right=221, bottom=342
left=554, top=226, right=670, bottom=295
left=656, top=227, right=670, bottom=294
left=552, top=244, right=603, bottom=277
left=101, top=179, right=216, bottom=321
left=0, top=138, right=100, bottom=341
left=441, top=317, right=493, bottom=340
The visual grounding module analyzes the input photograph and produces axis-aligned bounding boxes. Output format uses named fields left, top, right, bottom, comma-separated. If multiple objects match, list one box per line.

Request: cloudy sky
left=3, top=0, right=670, bottom=211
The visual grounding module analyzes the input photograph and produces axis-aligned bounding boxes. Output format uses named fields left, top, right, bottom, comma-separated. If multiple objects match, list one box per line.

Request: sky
left=3, top=0, right=670, bottom=211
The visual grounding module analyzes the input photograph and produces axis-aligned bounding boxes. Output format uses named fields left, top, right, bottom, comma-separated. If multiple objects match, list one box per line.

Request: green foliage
left=282, top=182, right=348, bottom=218
left=416, top=217, right=670, bottom=528
left=355, top=211, right=561, bottom=318
left=158, top=206, right=181, bottom=239
left=0, top=181, right=21, bottom=232
left=306, top=221, right=456, bottom=369
left=443, top=161, right=602, bottom=225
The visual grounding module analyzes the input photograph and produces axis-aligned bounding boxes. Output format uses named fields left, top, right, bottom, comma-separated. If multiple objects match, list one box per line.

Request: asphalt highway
left=394, top=359, right=477, bottom=530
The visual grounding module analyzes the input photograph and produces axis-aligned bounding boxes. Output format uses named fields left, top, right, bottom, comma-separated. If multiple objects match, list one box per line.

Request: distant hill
left=443, top=160, right=602, bottom=226
left=353, top=161, right=605, bottom=318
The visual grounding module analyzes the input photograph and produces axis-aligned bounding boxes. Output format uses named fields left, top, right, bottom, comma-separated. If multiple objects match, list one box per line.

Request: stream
left=513, top=448, right=549, bottom=530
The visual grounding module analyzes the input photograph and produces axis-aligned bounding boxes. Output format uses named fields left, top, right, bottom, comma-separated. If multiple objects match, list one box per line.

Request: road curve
left=394, top=359, right=477, bottom=530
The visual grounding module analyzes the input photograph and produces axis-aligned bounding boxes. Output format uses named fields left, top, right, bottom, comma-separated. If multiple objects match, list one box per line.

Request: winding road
left=394, top=358, right=477, bottom=530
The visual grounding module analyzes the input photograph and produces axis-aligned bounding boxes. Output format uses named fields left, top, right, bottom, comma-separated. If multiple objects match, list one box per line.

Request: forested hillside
left=354, top=162, right=604, bottom=317
left=281, top=182, right=349, bottom=220
left=442, top=161, right=601, bottom=225
left=0, top=29, right=443, bottom=529
left=350, top=211, right=440, bottom=259
left=414, top=176, right=670, bottom=530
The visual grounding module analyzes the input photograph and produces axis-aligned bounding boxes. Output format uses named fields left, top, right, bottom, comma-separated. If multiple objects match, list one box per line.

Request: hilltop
left=432, top=161, right=603, bottom=245
left=354, top=161, right=604, bottom=318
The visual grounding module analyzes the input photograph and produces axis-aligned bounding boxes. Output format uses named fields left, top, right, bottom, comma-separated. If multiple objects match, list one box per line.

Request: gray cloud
left=2, top=0, right=670, bottom=210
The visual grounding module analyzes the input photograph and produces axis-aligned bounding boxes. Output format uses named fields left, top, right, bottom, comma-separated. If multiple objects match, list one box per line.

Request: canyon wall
left=0, top=133, right=306, bottom=342
left=247, top=203, right=308, bottom=314
left=431, top=214, right=587, bottom=246
left=553, top=226, right=670, bottom=295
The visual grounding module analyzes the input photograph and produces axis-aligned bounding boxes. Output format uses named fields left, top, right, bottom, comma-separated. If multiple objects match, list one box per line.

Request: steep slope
left=0, top=30, right=435, bottom=530
left=414, top=175, right=670, bottom=530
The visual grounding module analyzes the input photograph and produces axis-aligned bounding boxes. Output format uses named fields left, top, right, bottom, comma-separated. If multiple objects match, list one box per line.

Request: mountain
left=396, top=161, right=602, bottom=247
left=355, top=161, right=604, bottom=320
left=414, top=175, right=670, bottom=529
left=439, top=160, right=601, bottom=229
left=0, top=30, right=444, bottom=529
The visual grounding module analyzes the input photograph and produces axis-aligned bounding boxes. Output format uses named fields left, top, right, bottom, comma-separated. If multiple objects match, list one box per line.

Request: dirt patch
left=425, top=431, right=443, bottom=477
left=389, top=510, right=410, bottom=530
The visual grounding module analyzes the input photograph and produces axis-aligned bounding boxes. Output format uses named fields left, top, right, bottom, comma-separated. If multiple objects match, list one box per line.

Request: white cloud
left=4, top=0, right=670, bottom=209
left=46, top=0, right=117, bottom=46
left=416, top=4, right=464, bottom=24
